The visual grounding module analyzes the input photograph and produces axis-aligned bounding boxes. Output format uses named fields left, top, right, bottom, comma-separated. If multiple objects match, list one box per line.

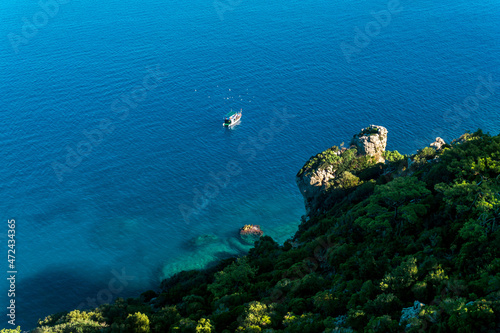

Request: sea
left=0, top=0, right=499, bottom=329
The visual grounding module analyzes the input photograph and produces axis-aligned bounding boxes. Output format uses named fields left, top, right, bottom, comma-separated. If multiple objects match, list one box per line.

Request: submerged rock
left=239, top=225, right=263, bottom=244
left=191, top=234, right=219, bottom=247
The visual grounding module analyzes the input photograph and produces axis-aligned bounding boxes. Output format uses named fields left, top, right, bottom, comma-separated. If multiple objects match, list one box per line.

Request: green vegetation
left=298, top=146, right=377, bottom=181
left=360, top=127, right=380, bottom=136
left=31, top=129, right=500, bottom=332
left=383, top=150, right=405, bottom=163
left=297, top=146, right=341, bottom=177
left=1, top=327, right=21, bottom=333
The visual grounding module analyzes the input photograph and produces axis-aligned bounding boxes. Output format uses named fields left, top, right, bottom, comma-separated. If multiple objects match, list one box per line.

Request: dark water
left=0, top=0, right=499, bottom=328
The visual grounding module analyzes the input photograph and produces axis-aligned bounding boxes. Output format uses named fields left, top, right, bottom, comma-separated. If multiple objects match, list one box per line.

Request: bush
left=283, top=312, right=325, bottom=333
left=364, top=315, right=399, bottom=333
left=150, top=306, right=181, bottom=332
left=447, top=299, right=496, bottom=333
left=208, top=258, right=257, bottom=298
left=383, top=150, right=405, bottom=163
left=124, top=312, right=150, bottom=333
left=0, top=328, right=21, bottom=333
left=238, top=301, right=273, bottom=330
left=141, top=290, right=158, bottom=303
left=195, top=318, right=214, bottom=333
left=380, top=257, right=418, bottom=296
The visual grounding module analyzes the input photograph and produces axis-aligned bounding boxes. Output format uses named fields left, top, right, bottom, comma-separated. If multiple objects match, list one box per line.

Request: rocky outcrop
left=297, top=125, right=388, bottom=215
left=400, top=301, right=425, bottom=329
left=296, top=164, right=336, bottom=215
left=350, top=125, right=388, bottom=163
left=430, top=137, right=446, bottom=150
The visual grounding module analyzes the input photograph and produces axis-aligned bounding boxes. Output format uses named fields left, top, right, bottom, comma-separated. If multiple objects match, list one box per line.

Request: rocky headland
left=296, top=125, right=388, bottom=215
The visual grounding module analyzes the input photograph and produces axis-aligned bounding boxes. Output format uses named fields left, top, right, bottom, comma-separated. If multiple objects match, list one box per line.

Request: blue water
left=1, top=0, right=499, bottom=329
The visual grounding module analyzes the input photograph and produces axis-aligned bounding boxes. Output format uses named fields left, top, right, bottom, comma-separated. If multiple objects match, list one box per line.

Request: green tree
left=283, top=312, right=324, bottom=333
left=208, top=257, right=257, bottom=298
left=375, top=177, right=430, bottom=219
left=413, top=147, right=437, bottom=166
left=364, top=315, right=399, bottom=333
left=383, top=150, right=405, bottom=162
left=196, top=318, right=214, bottom=333
left=337, top=171, right=360, bottom=189
left=125, top=312, right=150, bottom=333
left=150, top=306, right=181, bottom=332
left=170, top=318, right=197, bottom=333
left=380, top=257, right=418, bottom=294
left=0, top=327, right=21, bottom=333
left=238, top=301, right=272, bottom=330
left=447, top=299, right=496, bottom=333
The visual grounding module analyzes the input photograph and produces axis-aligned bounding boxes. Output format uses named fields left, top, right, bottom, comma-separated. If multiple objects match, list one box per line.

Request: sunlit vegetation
left=1, top=327, right=22, bottom=333
left=33, top=130, right=500, bottom=332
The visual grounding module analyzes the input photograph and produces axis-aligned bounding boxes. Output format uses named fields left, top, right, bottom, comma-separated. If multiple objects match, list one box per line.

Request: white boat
left=223, top=109, right=242, bottom=127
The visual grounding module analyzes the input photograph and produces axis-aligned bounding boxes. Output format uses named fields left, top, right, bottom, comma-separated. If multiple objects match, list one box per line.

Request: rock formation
left=400, top=301, right=425, bottom=328
left=296, top=125, right=388, bottom=215
left=430, top=137, right=446, bottom=150
left=350, top=124, right=388, bottom=163
left=296, top=164, right=336, bottom=215
left=239, top=225, right=263, bottom=244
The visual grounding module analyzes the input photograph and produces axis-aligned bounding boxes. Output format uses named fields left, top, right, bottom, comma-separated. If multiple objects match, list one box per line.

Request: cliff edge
left=296, top=125, right=388, bottom=215
left=350, top=124, right=388, bottom=163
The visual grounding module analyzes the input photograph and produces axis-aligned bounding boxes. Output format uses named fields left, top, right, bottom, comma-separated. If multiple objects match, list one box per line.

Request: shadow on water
left=12, top=265, right=144, bottom=330
left=28, top=200, right=80, bottom=228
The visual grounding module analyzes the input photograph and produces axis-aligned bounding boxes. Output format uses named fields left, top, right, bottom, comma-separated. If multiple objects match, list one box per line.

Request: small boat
left=223, top=109, right=242, bottom=127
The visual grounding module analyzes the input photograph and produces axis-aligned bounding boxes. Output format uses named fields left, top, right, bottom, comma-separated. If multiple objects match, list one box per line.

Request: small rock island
left=239, top=224, right=263, bottom=244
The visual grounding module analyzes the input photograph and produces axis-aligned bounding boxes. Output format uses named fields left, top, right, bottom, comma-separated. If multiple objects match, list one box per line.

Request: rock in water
left=191, top=234, right=219, bottom=247
left=350, top=125, right=388, bottom=163
left=239, top=225, right=263, bottom=244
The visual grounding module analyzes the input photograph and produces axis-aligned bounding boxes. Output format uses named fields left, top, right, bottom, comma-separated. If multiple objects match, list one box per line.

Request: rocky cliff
left=296, top=125, right=388, bottom=215
left=350, top=124, right=388, bottom=163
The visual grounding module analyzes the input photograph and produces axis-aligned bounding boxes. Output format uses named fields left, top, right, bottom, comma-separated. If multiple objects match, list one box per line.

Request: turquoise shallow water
left=0, top=0, right=499, bottom=328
